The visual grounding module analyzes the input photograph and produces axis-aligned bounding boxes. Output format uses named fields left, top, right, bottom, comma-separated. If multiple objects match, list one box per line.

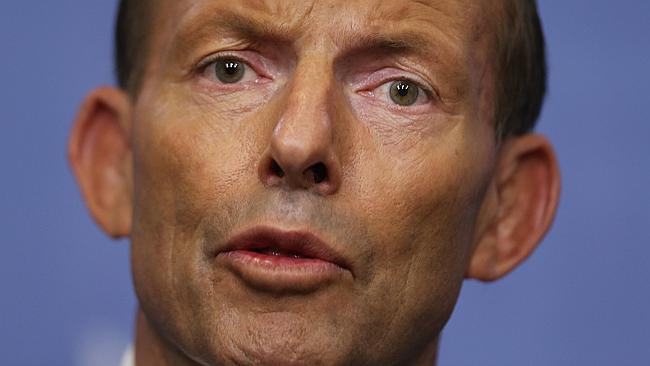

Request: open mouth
left=215, top=226, right=351, bottom=293
left=249, top=247, right=312, bottom=259
left=219, top=226, right=348, bottom=268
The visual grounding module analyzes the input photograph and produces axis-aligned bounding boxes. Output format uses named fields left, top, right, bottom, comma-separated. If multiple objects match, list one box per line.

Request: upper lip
left=220, top=226, right=350, bottom=270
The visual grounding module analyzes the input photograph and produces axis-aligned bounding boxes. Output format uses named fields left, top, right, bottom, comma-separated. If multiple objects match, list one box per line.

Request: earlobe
left=467, top=134, right=561, bottom=281
left=68, top=87, right=133, bottom=238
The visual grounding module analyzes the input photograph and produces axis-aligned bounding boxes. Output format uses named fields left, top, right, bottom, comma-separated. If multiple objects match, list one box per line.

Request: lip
left=215, top=226, right=351, bottom=293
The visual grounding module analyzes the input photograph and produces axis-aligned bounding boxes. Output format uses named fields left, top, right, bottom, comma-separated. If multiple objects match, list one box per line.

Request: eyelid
left=353, top=68, right=439, bottom=101
left=363, top=77, right=438, bottom=108
left=195, top=51, right=270, bottom=79
left=386, top=77, right=434, bottom=100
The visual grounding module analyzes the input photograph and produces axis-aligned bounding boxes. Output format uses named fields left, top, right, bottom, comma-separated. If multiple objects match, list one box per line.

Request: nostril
left=270, top=159, right=285, bottom=178
left=310, top=162, right=328, bottom=184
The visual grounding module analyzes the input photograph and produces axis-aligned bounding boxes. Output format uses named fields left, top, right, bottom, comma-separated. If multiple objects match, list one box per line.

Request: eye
left=389, top=80, right=422, bottom=106
left=362, top=76, right=432, bottom=108
left=199, top=55, right=263, bottom=85
left=213, top=59, right=246, bottom=83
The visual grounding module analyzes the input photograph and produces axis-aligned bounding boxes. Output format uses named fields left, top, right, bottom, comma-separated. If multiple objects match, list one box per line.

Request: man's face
left=130, top=0, right=496, bottom=364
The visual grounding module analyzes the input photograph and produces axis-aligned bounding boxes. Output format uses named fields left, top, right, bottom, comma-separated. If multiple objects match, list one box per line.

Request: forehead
left=175, top=0, right=485, bottom=26
left=158, top=0, right=493, bottom=51
left=139, top=0, right=499, bottom=108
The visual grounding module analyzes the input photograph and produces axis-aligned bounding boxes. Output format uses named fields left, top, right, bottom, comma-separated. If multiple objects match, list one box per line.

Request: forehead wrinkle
left=363, top=2, right=470, bottom=62
left=332, top=24, right=431, bottom=54
left=380, top=0, right=493, bottom=88
left=163, top=0, right=492, bottom=98
left=369, top=0, right=486, bottom=49
left=168, top=0, right=335, bottom=60
left=173, top=6, right=299, bottom=49
left=326, top=9, right=457, bottom=64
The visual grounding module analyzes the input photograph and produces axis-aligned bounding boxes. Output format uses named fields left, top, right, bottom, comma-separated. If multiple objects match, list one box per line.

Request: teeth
left=258, top=247, right=306, bottom=258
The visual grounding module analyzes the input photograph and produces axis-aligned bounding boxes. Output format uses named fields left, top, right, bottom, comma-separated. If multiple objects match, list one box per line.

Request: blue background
left=1, top=1, right=648, bottom=365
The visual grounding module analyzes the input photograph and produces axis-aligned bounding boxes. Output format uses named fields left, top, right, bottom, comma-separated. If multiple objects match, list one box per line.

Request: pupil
left=215, top=59, right=244, bottom=83
left=396, top=82, right=409, bottom=97
left=224, top=61, right=239, bottom=75
left=389, top=80, right=419, bottom=106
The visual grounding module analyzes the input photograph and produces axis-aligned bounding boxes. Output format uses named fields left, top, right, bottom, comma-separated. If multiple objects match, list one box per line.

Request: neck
left=134, top=309, right=201, bottom=366
left=413, top=338, right=439, bottom=366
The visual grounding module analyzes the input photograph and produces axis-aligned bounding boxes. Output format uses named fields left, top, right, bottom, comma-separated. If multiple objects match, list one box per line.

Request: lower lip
left=216, top=250, right=346, bottom=293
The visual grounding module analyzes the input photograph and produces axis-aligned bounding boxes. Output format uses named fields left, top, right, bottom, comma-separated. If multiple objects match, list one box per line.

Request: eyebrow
left=173, top=8, right=296, bottom=53
left=170, top=5, right=466, bottom=93
left=173, top=7, right=449, bottom=58
left=217, top=12, right=297, bottom=41
left=167, top=4, right=473, bottom=110
left=335, top=29, right=444, bottom=62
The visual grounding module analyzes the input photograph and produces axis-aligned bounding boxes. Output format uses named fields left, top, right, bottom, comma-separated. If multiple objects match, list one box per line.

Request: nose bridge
left=271, top=55, right=334, bottom=174
left=281, top=55, right=333, bottom=131
left=258, top=53, right=342, bottom=195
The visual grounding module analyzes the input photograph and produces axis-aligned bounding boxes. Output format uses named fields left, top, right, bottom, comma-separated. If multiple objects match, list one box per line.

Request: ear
left=466, top=134, right=560, bottom=281
left=68, top=87, right=133, bottom=238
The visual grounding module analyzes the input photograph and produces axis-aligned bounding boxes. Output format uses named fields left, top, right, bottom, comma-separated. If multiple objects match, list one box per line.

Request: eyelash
left=196, top=53, right=261, bottom=82
left=194, top=53, right=437, bottom=109
left=386, top=77, right=434, bottom=98
left=357, top=77, right=437, bottom=112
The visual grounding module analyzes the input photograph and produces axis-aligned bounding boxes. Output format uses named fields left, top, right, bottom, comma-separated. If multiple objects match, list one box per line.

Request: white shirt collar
left=120, top=344, right=134, bottom=366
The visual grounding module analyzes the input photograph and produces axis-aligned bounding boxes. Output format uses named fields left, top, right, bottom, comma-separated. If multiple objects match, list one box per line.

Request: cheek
left=131, top=86, right=267, bottom=233
left=128, top=89, right=267, bottom=340
left=355, top=129, right=484, bottom=259
left=349, top=127, right=493, bottom=346
left=357, top=146, right=472, bottom=281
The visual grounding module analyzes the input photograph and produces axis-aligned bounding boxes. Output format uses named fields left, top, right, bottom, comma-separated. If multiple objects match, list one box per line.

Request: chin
left=200, top=311, right=347, bottom=366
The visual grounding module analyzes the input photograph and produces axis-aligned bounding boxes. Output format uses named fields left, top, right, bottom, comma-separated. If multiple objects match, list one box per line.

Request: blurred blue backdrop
left=1, top=1, right=648, bottom=365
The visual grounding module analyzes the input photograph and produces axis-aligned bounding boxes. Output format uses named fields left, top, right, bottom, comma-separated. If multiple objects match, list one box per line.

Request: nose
left=258, top=73, right=342, bottom=196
